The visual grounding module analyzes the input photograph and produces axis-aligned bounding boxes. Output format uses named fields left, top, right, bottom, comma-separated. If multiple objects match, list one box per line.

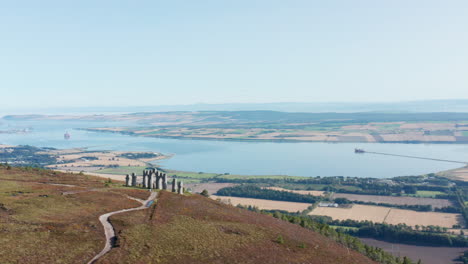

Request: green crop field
left=411, top=190, right=446, bottom=198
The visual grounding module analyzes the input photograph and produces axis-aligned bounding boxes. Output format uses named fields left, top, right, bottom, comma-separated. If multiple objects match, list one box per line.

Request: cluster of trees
left=458, top=251, right=468, bottom=264
left=0, top=145, right=57, bottom=167
left=238, top=205, right=420, bottom=264
left=392, top=174, right=451, bottom=186
left=332, top=183, right=421, bottom=196
left=214, top=174, right=454, bottom=199
left=310, top=217, right=468, bottom=247
left=81, top=156, right=99, bottom=161
left=434, top=206, right=461, bottom=213
left=455, top=188, right=468, bottom=228
left=334, top=198, right=436, bottom=212
left=118, top=152, right=159, bottom=159
left=216, top=185, right=318, bottom=203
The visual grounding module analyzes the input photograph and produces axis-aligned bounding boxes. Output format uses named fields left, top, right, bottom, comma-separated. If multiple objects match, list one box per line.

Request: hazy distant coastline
left=3, top=99, right=468, bottom=116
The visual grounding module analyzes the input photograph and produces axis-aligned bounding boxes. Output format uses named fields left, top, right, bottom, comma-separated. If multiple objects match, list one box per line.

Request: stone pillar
left=125, top=174, right=130, bottom=186
left=155, top=174, right=161, bottom=189
left=172, top=178, right=177, bottom=192
left=142, top=173, right=147, bottom=188
left=152, top=172, right=157, bottom=189
left=177, top=181, right=184, bottom=194
left=147, top=172, right=153, bottom=189
left=162, top=173, right=167, bottom=190
left=131, top=173, right=137, bottom=186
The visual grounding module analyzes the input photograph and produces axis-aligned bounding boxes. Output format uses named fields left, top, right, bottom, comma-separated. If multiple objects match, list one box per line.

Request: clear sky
left=1, top=0, right=467, bottom=109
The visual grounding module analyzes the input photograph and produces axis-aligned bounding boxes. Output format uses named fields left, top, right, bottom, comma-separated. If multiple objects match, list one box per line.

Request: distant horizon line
left=2, top=98, right=468, bottom=111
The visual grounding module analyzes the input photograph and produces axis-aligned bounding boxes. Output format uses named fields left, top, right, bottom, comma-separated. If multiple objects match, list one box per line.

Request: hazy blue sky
left=1, top=1, right=467, bottom=109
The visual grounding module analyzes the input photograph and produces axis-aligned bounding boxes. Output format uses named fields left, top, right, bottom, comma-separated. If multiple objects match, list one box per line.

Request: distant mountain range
left=2, top=99, right=468, bottom=116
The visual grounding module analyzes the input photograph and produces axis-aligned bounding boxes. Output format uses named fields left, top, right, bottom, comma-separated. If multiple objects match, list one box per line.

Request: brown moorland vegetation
left=98, top=191, right=377, bottom=264
left=0, top=165, right=149, bottom=264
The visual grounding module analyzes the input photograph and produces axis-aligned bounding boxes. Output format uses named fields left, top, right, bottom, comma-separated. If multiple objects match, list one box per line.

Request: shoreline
left=80, top=128, right=468, bottom=145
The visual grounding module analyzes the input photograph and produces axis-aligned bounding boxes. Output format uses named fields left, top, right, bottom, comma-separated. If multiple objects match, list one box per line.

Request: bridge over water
left=358, top=150, right=468, bottom=165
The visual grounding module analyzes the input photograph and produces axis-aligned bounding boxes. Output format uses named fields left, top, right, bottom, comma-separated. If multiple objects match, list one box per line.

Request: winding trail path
left=87, top=191, right=157, bottom=264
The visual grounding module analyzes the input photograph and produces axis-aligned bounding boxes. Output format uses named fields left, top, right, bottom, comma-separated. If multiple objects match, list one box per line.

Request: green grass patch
left=330, top=225, right=358, bottom=231
left=405, top=190, right=446, bottom=198
left=337, top=185, right=362, bottom=192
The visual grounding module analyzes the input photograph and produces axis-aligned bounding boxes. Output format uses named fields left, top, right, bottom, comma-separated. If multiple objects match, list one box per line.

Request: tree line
left=308, top=217, right=468, bottom=247
left=216, top=185, right=318, bottom=203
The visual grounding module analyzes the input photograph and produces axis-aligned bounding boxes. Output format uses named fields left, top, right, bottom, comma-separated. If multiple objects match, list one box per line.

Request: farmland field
left=310, top=204, right=389, bottom=223
left=385, top=208, right=460, bottom=228
left=309, top=204, right=461, bottom=228
left=185, top=182, right=237, bottom=194
left=210, top=195, right=312, bottom=212
left=332, top=193, right=452, bottom=208
left=412, top=190, right=447, bottom=198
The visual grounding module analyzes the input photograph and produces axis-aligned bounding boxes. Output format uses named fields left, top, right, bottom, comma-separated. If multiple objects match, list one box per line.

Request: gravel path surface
left=87, top=191, right=157, bottom=264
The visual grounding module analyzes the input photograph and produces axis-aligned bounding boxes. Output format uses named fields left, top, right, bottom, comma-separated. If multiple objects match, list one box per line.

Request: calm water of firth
left=1, top=119, right=468, bottom=178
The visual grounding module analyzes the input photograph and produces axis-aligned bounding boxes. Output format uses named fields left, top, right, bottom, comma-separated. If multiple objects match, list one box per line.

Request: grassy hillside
left=0, top=165, right=149, bottom=263
left=99, top=191, right=377, bottom=264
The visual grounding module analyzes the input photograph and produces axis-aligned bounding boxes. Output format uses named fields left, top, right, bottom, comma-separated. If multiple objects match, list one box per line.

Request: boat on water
left=354, top=148, right=365, bottom=153
left=64, top=132, right=71, bottom=140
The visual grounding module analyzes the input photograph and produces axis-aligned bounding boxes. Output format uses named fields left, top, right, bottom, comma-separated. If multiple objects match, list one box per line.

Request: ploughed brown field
left=331, top=193, right=453, bottom=208
left=98, top=191, right=377, bottom=264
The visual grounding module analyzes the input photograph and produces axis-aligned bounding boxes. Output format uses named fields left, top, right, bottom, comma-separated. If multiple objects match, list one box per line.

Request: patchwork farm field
left=211, top=195, right=312, bottom=212
left=309, top=204, right=461, bottom=228
left=384, top=208, right=460, bottom=228
left=331, top=193, right=453, bottom=208
left=311, top=205, right=389, bottom=223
